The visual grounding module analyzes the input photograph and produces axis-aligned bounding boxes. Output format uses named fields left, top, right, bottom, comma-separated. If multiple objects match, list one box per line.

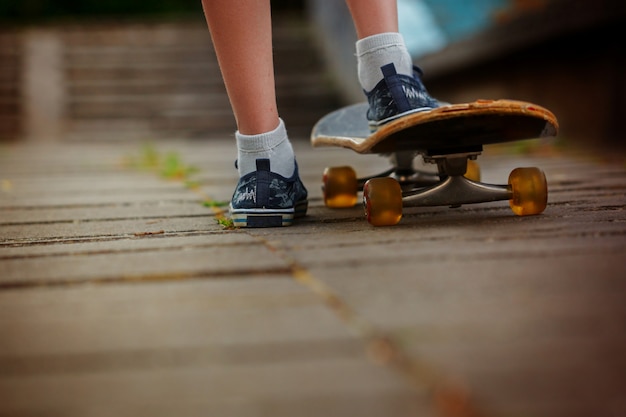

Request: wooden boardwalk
left=1, top=139, right=625, bottom=417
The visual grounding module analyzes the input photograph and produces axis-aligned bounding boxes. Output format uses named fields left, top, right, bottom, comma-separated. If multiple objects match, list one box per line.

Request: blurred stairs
left=0, top=33, right=21, bottom=140
left=60, top=16, right=341, bottom=141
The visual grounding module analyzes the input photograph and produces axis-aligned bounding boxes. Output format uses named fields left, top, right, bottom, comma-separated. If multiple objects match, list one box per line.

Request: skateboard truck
left=361, top=149, right=548, bottom=226
left=405, top=149, right=510, bottom=208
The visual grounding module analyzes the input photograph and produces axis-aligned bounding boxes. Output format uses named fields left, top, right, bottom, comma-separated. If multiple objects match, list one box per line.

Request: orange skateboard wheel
left=508, top=167, right=548, bottom=216
left=363, top=177, right=403, bottom=226
left=465, top=160, right=481, bottom=182
left=323, top=166, right=358, bottom=208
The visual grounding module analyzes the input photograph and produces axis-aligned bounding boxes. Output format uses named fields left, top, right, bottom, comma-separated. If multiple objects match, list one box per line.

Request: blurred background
left=0, top=0, right=624, bottom=148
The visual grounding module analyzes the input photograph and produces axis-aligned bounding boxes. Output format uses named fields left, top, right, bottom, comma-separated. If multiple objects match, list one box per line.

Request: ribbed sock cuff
left=356, top=32, right=406, bottom=57
left=236, top=118, right=286, bottom=153
left=234, top=118, right=295, bottom=178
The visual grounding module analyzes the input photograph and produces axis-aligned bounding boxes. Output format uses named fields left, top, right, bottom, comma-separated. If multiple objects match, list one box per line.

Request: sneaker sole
left=230, top=201, right=308, bottom=228
left=368, top=106, right=437, bottom=131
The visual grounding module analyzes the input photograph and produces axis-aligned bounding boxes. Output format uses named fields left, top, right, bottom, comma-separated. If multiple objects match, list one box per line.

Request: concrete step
left=58, top=17, right=340, bottom=140
left=0, top=32, right=20, bottom=139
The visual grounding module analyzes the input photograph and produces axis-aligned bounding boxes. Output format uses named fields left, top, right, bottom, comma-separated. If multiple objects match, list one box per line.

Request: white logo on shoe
left=235, top=188, right=256, bottom=204
left=402, top=85, right=423, bottom=100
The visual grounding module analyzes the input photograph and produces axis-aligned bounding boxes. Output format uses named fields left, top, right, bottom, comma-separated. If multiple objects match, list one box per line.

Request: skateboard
left=311, top=99, right=559, bottom=226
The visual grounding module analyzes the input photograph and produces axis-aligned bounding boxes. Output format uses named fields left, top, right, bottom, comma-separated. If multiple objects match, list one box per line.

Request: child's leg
left=201, top=0, right=307, bottom=228
left=345, top=0, right=399, bottom=38
left=346, top=0, right=439, bottom=126
left=201, top=0, right=295, bottom=179
left=201, top=0, right=277, bottom=135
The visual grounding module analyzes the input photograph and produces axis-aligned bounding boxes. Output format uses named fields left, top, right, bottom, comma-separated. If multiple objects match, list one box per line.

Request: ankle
left=356, top=32, right=413, bottom=92
left=235, top=118, right=295, bottom=178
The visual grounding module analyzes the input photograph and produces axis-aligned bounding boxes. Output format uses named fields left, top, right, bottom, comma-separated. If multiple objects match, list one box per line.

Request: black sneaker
left=365, top=63, right=439, bottom=129
left=229, top=159, right=308, bottom=228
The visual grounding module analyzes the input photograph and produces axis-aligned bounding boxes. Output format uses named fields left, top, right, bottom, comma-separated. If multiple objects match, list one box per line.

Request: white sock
left=235, top=118, right=295, bottom=178
left=356, top=33, right=413, bottom=92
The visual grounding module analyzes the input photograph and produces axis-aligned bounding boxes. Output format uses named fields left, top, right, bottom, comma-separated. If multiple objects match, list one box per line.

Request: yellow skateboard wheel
left=465, top=160, right=481, bottom=182
left=323, top=166, right=358, bottom=208
left=363, top=177, right=403, bottom=226
left=508, top=167, right=548, bottom=216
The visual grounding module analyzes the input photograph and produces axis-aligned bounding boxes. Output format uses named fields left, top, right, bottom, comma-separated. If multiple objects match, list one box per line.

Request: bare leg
left=345, top=0, right=399, bottom=39
left=201, top=0, right=278, bottom=135
left=202, top=0, right=302, bottom=229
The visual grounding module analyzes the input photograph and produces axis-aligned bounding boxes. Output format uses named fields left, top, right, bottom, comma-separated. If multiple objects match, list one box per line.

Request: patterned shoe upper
left=365, top=63, right=440, bottom=126
left=230, top=159, right=308, bottom=211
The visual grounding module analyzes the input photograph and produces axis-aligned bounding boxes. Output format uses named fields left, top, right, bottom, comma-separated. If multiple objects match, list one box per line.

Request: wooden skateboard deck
left=311, top=99, right=558, bottom=154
